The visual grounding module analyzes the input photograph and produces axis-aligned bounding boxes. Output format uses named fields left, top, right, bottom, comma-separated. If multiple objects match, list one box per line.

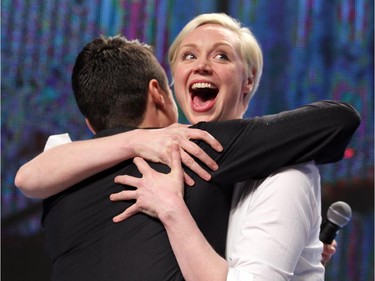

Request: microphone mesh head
left=327, top=201, right=352, bottom=227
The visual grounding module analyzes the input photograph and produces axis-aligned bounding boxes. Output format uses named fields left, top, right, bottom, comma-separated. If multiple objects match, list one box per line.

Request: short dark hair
left=72, top=35, right=169, bottom=131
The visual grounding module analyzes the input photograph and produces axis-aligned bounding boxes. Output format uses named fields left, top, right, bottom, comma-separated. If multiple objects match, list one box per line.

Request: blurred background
left=1, top=0, right=373, bottom=280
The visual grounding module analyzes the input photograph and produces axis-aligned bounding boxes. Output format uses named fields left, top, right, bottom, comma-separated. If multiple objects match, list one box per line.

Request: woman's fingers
left=110, top=189, right=137, bottom=201
left=112, top=204, right=139, bottom=223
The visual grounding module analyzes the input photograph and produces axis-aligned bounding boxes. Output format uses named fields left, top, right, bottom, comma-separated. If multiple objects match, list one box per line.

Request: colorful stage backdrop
left=2, top=0, right=373, bottom=280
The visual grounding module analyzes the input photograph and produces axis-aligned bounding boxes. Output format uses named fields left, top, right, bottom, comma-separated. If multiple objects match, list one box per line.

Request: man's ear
left=85, top=118, right=96, bottom=134
left=148, top=79, right=166, bottom=109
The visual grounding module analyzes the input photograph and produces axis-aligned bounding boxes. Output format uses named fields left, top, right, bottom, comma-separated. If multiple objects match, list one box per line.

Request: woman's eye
left=183, top=53, right=196, bottom=60
left=215, top=53, right=229, bottom=60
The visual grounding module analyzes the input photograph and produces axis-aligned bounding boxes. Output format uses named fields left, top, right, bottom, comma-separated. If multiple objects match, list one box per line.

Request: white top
left=226, top=162, right=325, bottom=281
left=44, top=133, right=71, bottom=151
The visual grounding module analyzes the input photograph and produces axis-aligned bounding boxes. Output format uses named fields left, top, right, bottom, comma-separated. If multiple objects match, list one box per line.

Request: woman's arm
left=226, top=163, right=323, bottom=280
left=16, top=100, right=360, bottom=198
left=163, top=196, right=228, bottom=281
left=111, top=155, right=323, bottom=280
left=15, top=125, right=223, bottom=199
left=112, top=145, right=228, bottom=281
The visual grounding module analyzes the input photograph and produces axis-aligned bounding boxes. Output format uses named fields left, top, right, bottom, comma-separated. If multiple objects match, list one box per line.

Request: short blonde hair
left=168, top=13, right=263, bottom=101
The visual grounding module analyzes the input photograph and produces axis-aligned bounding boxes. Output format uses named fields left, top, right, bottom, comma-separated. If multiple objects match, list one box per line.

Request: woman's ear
left=243, top=67, right=257, bottom=102
left=241, top=77, right=252, bottom=102
left=85, top=118, right=96, bottom=134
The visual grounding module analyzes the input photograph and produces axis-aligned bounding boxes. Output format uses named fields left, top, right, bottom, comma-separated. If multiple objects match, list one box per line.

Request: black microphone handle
left=319, top=220, right=340, bottom=244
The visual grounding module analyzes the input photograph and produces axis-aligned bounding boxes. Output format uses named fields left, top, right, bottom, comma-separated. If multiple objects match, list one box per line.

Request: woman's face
left=172, top=24, right=252, bottom=124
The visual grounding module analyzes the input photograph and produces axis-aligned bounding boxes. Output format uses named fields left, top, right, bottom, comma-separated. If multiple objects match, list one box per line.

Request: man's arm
left=193, top=100, right=360, bottom=183
left=110, top=100, right=359, bottom=278
left=15, top=125, right=223, bottom=198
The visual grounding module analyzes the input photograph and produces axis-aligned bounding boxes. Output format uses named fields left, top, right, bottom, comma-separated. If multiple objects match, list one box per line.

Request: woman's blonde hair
left=168, top=13, right=263, bottom=101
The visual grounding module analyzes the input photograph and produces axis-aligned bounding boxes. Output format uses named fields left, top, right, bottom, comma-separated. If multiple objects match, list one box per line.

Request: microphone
left=320, top=201, right=352, bottom=244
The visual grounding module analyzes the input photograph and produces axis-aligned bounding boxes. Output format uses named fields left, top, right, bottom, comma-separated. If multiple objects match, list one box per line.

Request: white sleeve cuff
left=44, top=133, right=72, bottom=151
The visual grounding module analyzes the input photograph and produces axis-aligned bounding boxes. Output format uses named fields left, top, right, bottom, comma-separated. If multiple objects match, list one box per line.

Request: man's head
left=168, top=13, right=263, bottom=123
left=72, top=35, right=177, bottom=132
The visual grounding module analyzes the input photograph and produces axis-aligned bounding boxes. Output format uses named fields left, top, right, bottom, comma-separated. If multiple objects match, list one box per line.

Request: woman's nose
left=193, top=59, right=212, bottom=74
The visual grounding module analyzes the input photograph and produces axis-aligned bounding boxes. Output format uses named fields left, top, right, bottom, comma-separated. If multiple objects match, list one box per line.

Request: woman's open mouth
left=190, top=82, right=218, bottom=112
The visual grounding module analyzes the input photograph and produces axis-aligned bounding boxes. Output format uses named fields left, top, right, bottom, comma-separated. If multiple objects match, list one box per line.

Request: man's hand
left=110, top=144, right=185, bottom=222
left=321, top=240, right=337, bottom=266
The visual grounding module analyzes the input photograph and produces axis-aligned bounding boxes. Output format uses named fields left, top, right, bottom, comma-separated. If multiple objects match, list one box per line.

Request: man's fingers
left=321, top=241, right=337, bottom=266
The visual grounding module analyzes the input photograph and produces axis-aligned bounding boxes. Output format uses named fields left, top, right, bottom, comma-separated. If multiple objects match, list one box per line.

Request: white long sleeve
left=226, top=162, right=324, bottom=281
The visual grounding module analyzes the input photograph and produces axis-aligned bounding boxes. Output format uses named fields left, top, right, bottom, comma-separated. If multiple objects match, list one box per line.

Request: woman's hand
left=110, top=144, right=185, bottom=222
left=133, top=123, right=223, bottom=186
